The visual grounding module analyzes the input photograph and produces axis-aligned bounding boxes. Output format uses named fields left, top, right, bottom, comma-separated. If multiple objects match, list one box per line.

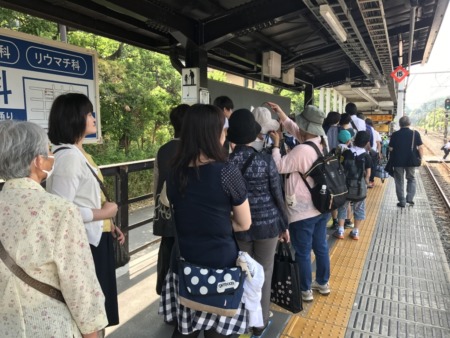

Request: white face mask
left=250, top=138, right=264, bottom=152
left=35, top=155, right=55, bottom=180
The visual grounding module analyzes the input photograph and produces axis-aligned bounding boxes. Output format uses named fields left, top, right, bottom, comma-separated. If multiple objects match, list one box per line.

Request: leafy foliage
left=409, top=97, right=449, bottom=132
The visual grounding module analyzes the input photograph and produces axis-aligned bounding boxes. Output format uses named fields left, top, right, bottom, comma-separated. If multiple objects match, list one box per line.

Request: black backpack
left=342, top=150, right=367, bottom=201
left=300, top=141, right=348, bottom=213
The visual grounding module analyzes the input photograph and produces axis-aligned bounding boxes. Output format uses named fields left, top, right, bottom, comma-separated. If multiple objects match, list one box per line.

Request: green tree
left=0, top=9, right=57, bottom=39
left=280, top=89, right=304, bottom=113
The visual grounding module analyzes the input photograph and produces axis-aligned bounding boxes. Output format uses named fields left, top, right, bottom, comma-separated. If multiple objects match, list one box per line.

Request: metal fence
left=0, top=158, right=156, bottom=257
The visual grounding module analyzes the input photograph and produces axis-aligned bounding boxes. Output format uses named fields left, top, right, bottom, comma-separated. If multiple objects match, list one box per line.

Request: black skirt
left=90, top=232, right=119, bottom=326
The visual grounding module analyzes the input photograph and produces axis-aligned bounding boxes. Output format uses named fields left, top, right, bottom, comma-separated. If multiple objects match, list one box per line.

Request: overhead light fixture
left=359, top=60, right=371, bottom=74
left=353, top=88, right=378, bottom=105
left=319, top=5, right=347, bottom=43
left=374, top=80, right=381, bottom=88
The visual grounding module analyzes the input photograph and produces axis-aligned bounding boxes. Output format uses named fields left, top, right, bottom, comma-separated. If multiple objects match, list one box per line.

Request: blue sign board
left=0, top=28, right=100, bottom=142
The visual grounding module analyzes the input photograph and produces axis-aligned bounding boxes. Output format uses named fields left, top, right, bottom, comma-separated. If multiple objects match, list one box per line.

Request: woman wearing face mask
left=46, top=93, right=124, bottom=334
left=0, top=120, right=107, bottom=338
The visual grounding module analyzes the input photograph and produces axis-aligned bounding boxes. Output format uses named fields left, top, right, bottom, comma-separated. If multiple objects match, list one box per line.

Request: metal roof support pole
left=332, top=89, right=337, bottom=112
left=185, top=40, right=209, bottom=89
left=403, top=5, right=417, bottom=116
left=397, top=81, right=406, bottom=117
left=325, top=88, right=331, bottom=114
left=305, top=84, right=314, bottom=107
left=319, top=88, right=325, bottom=112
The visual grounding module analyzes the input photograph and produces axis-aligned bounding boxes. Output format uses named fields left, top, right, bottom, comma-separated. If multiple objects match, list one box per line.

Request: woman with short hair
left=227, top=108, right=289, bottom=336
left=46, top=93, right=124, bottom=333
left=0, top=120, right=107, bottom=338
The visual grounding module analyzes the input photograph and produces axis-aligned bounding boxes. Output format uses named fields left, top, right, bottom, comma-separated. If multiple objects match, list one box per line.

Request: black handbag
left=384, top=158, right=394, bottom=176
left=113, top=236, right=130, bottom=268
left=408, top=130, right=421, bottom=167
left=270, top=242, right=302, bottom=313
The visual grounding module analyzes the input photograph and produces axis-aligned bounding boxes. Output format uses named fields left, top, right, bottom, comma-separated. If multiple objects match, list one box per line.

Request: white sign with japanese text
left=0, top=28, right=101, bottom=143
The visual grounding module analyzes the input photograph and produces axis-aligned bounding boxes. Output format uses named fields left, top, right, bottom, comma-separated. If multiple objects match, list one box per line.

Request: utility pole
left=445, top=98, right=450, bottom=142
left=434, top=100, right=436, bottom=131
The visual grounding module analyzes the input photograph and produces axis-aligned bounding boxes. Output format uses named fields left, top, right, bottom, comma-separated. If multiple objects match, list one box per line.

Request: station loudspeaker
left=262, top=51, right=281, bottom=78
left=282, top=68, right=295, bottom=85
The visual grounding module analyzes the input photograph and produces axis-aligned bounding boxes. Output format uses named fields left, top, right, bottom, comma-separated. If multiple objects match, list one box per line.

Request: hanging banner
left=0, top=28, right=100, bottom=142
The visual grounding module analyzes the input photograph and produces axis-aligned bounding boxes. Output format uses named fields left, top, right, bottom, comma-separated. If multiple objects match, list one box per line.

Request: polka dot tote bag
left=178, top=260, right=245, bottom=317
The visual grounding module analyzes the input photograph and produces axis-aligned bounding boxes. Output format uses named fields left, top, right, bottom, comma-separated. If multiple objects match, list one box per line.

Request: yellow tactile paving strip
left=280, top=181, right=388, bottom=338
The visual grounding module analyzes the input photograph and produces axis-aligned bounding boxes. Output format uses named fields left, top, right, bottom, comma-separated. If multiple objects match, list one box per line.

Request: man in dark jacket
left=389, top=116, right=424, bottom=207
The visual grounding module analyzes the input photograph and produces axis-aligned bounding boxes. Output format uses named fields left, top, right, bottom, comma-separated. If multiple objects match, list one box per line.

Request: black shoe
left=252, top=324, right=268, bottom=337
left=397, top=202, right=405, bottom=208
left=407, top=201, right=415, bottom=206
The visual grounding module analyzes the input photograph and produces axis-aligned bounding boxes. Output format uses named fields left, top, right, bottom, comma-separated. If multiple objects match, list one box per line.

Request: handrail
left=99, top=159, right=156, bottom=257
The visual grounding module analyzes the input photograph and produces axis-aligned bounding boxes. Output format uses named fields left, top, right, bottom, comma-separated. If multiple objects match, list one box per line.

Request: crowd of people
left=0, top=92, right=424, bottom=338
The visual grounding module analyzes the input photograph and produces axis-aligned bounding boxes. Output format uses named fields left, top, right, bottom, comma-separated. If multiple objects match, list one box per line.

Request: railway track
left=420, top=134, right=450, bottom=263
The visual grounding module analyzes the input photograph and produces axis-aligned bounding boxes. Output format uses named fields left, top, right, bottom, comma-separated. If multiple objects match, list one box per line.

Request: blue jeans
left=337, top=200, right=366, bottom=221
left=290, top=213, right=331, bottom=291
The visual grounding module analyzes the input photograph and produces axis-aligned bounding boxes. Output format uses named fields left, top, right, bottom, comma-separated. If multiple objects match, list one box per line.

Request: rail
left=99, top=159, right=156, bottom=256
left=424, top=162, right=450, bottom=211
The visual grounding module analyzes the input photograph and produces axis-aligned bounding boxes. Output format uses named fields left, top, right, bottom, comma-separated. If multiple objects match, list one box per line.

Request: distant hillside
left=406, top=96, right=449, bottom=132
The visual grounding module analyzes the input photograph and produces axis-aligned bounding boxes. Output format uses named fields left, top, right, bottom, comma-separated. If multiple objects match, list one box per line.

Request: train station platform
left=106, top=169, right=450, bottom=338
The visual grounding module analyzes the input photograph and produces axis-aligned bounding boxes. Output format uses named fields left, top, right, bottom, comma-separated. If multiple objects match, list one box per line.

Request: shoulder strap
left=303, top=141, right=323, bottom=157
left=411, top=129, right=415, bottom=150
left=52, top=146, right=70, bottom=154
left=51, top=147, right=112, bottom=202
left=85, top=164, right=111, bottom=202
left=0, top=240, right=66, bottom=304
left=298, top=141, right=322, bottom=191
left=240, top=152, right=257, bottom=175
left=350, top=120, right=357, bottom=131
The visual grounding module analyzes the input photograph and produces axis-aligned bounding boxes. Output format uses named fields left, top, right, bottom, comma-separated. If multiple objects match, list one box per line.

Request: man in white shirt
left=443, top=140, right=450, bottom=160
left=345, top=102, right=366, bottom=132
left=365, top=118, right=381, bottom=187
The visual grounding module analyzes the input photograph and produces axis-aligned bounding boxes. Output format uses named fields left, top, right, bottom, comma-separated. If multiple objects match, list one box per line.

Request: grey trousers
left=393, top=166, right=416, bottom=204
left=237, top=236, right=279, bottom=327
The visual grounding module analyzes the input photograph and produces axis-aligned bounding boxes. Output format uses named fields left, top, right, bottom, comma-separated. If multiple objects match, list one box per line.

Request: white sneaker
left=301, top=290, right=313, bottom=302
left=311, top=280, right=331, bottom=295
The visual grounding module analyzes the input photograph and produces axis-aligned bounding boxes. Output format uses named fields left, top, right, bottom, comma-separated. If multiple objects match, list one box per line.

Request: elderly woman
left=227, top=109, right=289, bottom=336
left=267, top=103, right=331, bottom=303
left=46, top=93, right=124, bottom=332
left=0, top=120, right=107, bottom=338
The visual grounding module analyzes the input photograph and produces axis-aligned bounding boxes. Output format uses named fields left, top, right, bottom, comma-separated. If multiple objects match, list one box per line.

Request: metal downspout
left=401, top=5, right=417, bottom=116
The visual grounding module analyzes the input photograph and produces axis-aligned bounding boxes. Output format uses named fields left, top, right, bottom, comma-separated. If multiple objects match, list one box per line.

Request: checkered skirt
left=158, top=271, right=249, bottom=335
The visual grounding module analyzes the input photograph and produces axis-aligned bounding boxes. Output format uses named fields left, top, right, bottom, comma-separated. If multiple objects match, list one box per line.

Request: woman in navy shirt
left=159, top=104, right=251, bottom=338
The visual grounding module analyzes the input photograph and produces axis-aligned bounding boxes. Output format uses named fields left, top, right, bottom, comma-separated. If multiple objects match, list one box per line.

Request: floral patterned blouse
left=0, top=178, right=107, bottom=337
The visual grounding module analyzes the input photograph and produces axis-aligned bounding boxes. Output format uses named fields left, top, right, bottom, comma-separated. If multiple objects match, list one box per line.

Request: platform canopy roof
left=1, top=0, right=448, bottom=113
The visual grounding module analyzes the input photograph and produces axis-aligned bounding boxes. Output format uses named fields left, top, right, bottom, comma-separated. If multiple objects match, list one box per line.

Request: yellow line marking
left=280, top=180, right=388, bottom=337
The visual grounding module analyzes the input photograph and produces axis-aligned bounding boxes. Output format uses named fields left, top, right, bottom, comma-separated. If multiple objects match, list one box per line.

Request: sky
left=406, top=5, right=450, bottom=109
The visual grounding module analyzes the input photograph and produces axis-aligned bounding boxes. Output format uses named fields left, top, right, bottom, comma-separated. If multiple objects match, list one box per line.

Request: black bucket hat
left=227, top=108, right=262, bottom=145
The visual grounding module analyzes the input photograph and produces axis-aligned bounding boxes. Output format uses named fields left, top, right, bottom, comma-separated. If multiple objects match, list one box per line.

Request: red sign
left=390, top=66, right=409, bottom=83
